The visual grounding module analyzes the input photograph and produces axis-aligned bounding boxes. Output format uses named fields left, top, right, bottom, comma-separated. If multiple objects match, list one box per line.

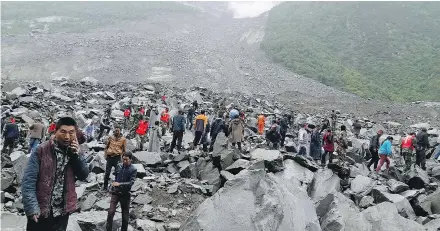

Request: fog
left=227, top=1, right=281, bottom=18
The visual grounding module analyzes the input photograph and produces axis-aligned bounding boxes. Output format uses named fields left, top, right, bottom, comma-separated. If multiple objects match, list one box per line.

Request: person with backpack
left=400, top=132, right=417, bottom=171
left=321, top=129, right=335, bottom=166
left=376, top=136, right=394, bottom=173
left=367, top=130, right=384, bottom=171
left=2, top=116, right=19, bottom=155
left=416, top=128, right=430, bottom=170
left=266, top=120, right=281, bottom=149
left=169, top=110, right=186, bottom=153
left=209, top=112, right=226, bottom=152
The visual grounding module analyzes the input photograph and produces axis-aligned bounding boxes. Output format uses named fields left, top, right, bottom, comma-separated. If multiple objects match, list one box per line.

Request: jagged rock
left=181, top=169, right=321, bottom=231
left=400, top=189, right=424, bottom=200
left=167, top=163, right=179, bottom=174
left=316, top=192, right=360, bottom=230
left=431, top=166, right=440, bottom=180
left=416, top=216, right=431, bottom=225
left=308, top=169, right=341, bottom=203
left=178, top=161, right=194, bottom=178
left=133, top=194, right=153, bottom=205
left=388, top=179, right=409, bottom=193
left=424, top=218, right=440, bottom=231
left=276, top=159, right=313, bottom=190
left=371, top=189, right=416, bottom=219
left=359, top=196, right=375, bottom=208
left=350, top=163, right=370, bottom=178
left=133, top=164, right=147, bottom=178
left=219, top=149, right=235, bottom=170
left=411, top=194, right=433, bottom=216
left=136, top=219, right=158, bottom=231
left=345, top=202, right=425, bottom=231
left=285, top=142, right=297, bottom=153
left=220, top=170, right=235, bottom=183
left=12, top=154, right=28, bottom=185
left=1, top=169, right=16, bottom=191
left=225, top=159, right=250, bottom=175
left=95, top=196, right=111, bottom=210
left=291, top=155, right=319, bottom=172
left=10, top=87, right=27, bottom=97
left=133, top=151, right=162, bottom=167
left=76, top=211, right=121, bottom=231
left=1, top=212, right=27, bottom=230
left=388, top=166, right=405, bottom=182
left=196, top=158, right=221, bottom=194
left=80, top=193, right=98, bottom=211
left=67, top=215, right=82, bottom=231
left=351, top=175, right=375, bottom=196
left=167, top=183, right=179, bottom=194
left=405, top=166, right=430, bottom=189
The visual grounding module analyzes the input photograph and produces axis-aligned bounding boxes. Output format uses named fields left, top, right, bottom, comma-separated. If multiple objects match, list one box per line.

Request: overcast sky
left=227, top=1, right=281, bottom=18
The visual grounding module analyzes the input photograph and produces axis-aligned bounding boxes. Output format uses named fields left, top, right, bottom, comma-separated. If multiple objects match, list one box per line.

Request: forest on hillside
left=261, top=2, right=440, bottom=102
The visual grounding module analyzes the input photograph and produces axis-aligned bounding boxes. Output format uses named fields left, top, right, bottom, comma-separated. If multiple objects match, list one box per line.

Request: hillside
left=261, top=2, right=440, bottom=102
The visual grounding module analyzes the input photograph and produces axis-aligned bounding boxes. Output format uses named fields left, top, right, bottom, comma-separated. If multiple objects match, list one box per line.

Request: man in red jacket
left=321, top=129, right=335, bottom=166
left=135, top=117, right=149, bottom=151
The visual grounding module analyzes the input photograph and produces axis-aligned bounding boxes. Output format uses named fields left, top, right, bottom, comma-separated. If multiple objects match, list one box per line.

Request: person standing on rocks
left=209, top=112, right=226, bottom=152
left=187, top=106, right=196, bottom=130
left=320, top=117, right=330, bottom=134
left=134, top=117, right=149, bottom=151
left=376, top=136, right=394, bottom=173
left=367, top=130, right=384, bottom=171
left=310, top=126, right=322, bottom=161
left=28, top=118, right=46, bottom=154
left=322, top=129, right=335, bottom=166
left=336, top=125, right=348, bottom=162
left=416, top=128, right=430, bottom=170
left=400, top=132, right=417, bottom=171
left=352, top=120, right=362, bottom=138
left=106, top=151, right=137, bottom=231
left=148, top=121, right=162, bottom=152
left=169, top=110, right=186, bottom=153
left=84, top=120, right=97, bottom=143
left=149, top=105, right=160, bottom=129
left=279, top=115, right=289, bottom=147
left=47, top=118, right=56, bottom=140
left=193, top=110, right=208, bottom=150
left=266, top=120, right=281, bottom=150
left=298, top=124, right=310, bottom=156
left=103, top=126, right=127, bottom=191
left=192, top=100, right=199, bottom=111
left=22, top=117, right=89, bottom=231
left=123, top=107, right=131, bottom=129
left=2, top=116, right=19, bottom=155
left=331, top=110, right=337, bottom=131
left=160, top=107, right=171, bottom=136
left=257, top=113, right=265, bottom=135
left=97, top=114, right=111, bottom=141
left=229, top=114, right=245, bottom=152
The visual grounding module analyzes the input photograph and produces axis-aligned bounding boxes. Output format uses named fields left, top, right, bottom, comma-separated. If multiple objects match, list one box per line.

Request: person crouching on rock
left=376, top=136, right=393, bottom=173
left=22, top=117, right=89, bottom=231
left=106, top=151, right=137, bottom=231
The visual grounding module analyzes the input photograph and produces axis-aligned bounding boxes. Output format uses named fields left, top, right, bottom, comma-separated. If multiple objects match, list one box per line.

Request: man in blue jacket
left=106, top=151, right=137, bottom=231
left=376, top=136, right=393, bottom=173
left=169, top=110, right=186, bottom=153
left=2, top=116, right=19, bottom=155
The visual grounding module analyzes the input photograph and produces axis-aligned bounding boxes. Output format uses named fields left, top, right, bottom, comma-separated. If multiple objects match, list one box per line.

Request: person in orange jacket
left=257, top=113, right=265, bottom=135
left=135, top=117, right=149, bottom=151
left=160, top=108, right=171, bottom=136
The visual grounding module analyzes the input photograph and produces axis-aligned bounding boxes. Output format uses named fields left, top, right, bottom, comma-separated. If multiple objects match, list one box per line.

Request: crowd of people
left=1, top=95, right=439, bottom=231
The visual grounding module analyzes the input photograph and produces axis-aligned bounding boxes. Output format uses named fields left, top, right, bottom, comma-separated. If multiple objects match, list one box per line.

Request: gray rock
left=405, top=166, right=430, bottom=189
left=432, top=166, right=440, bottom=180
left=225, top=159, right=250, bottom=175
left=350, top=163, right=370, bottom=178
left=371, top=189, right=416, bottom=219
left=95, top=196, right=111, bottom=210
left=67, top=215, right=82, bottom=231
left=220, top=170, right=235, bottom=183
left=136, top=219, right=158, bottom=231
left=167, top=183, right=179, bottom=194
left=250, top=148, right=284, bottom=173
left=1, top=212, right=27, bottom=230
left=416, top=216, right=430, bottom=225
left=291, top=154, right=319, bottom=172
left=133, top=194, right=153, bottom=205
left=10, top=87, right=27, bottom=97
left=12, top=154, right=28, bottom=185
left=412, top=194, right=433, bottom=216
left=400, top=189, right=424, bottom=200
left=316, top=192, right=359, bottom=230
left=424, top=218, right=440, bottom=231
left=285, top=142, right=297, bottom=153
left=388, top=179, right=409, bottom=193
left=165, top=222, right=181, bottom=231
left=351, top=175, right=375, bottom=196
left=276, top=159, right=313, bottom=189
left=1, top=169, right=16, bottom=191
left=133, top=164, right=147, bottom=178
left=196, top=158, right=221, bottom=194
left=308, top=169, right=341, bottom=203
left=133, top=151, right=162, bottom=167
left=359, top=196, right=375, bottom=208
left=180, top=169, right=321, bottom=231
left=81, top=193, right=97, bottom=211
left=76, top=211, right=121, bottom=231
left=51, top=92, right=73, bottom=102
left=345, top=202, right=426, bottom=231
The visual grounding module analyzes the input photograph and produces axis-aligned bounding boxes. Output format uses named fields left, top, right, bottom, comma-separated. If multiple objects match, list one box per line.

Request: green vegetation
left=1, top=1, right=195, bottom=34
left=262, top=2, right=440, bottom=102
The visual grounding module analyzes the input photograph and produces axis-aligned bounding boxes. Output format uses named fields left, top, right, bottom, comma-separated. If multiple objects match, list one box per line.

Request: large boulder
left=308, top=169, right=341, bottom=203
left=289, top=155, right=319, bottom=172
left=1, top=169, right=16, bottom=191
left=370, top=189, right=416, bottom=219
left=180, top=169, right=321, bottom=231
left=351, top=175, right=375, bottom=196
left=276, top=159, right=313, bottom=191
left=250, top=148, right=284, bottom=173
left=1, top=212, right=27, bottom=230
left=133, top=151, right=162, bottom=167
left=225, top=159, right=251, bottom=175
left=405, top=166, right=430, bottom=189
left=316, top=192, right=360, bottom=231
left=345, top=202, right=426, bottom=231
left=75, top=211, right=121, bottom=231
left=387, top=179, right=410, bottom=194
left=12, top=154, right=28, bottom=185
left=424, top=218, right=440, bottom=231
left=196, top=158, right=221, bottom=194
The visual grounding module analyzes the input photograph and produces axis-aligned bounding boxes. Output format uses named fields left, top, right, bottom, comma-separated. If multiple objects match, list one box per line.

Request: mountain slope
left=261, top=2, right=440, bottom=102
